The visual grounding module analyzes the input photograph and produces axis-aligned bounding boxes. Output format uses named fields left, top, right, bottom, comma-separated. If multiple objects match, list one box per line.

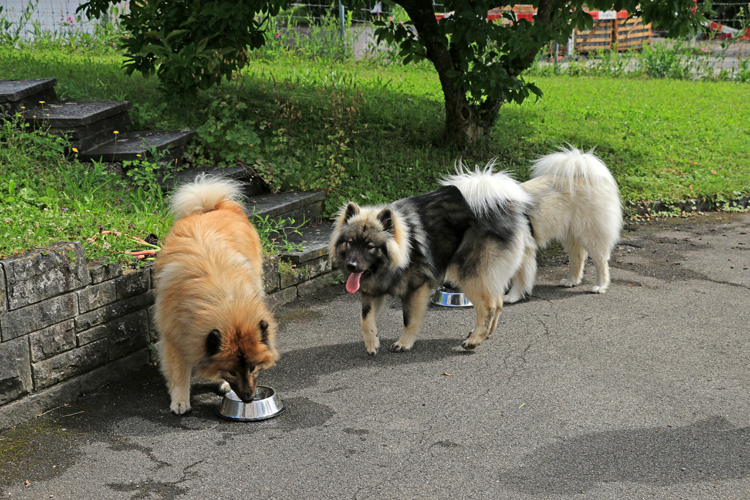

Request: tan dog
left=153, top=175, right=278, bottom=415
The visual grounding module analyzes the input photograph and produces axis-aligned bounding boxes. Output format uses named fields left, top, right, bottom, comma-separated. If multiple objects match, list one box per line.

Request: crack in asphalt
left=107, top=438, right=171, bottom=471
left=106, top=458, right=203, bottom=499
left=702, top=277, right=750, bottom=291
left=106, top=477, right=188, bottom=500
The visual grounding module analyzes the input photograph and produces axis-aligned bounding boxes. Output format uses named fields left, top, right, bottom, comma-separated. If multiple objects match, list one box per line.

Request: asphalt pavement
left=1, top=211, right=749, bottom=500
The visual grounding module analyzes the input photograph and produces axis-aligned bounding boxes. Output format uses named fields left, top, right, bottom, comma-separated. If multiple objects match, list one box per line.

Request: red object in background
left=703, top=20, right=750, bottom=41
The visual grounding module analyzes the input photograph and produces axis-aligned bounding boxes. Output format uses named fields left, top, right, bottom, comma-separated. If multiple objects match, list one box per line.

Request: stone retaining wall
left=0, top=241, right=333, bottom=430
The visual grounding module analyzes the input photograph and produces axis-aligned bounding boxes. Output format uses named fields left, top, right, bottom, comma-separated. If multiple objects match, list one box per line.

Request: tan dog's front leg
left=361, top=294, right=385, bottom=355
left=391, top=283, right=432, bottom=352
left=160, top=338, right=192, bottom=415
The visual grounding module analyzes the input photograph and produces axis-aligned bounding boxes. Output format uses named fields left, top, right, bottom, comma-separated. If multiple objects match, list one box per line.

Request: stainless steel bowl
left=431, top=285, right=473, bottom=307
left=217, top=386, right=286, bottom=422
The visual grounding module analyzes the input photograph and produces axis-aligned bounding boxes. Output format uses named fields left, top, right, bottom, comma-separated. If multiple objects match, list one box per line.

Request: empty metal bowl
left=217, top=386, right=286, bottom=422
left=431, top=285, right=473, bottom=307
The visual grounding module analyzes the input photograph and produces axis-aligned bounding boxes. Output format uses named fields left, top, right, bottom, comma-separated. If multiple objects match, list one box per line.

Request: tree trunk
left=398, top=0, right=556, bottom=149
left=395, top=1, right=501, bottom=148
left=399, top=0, right=492, bottom=148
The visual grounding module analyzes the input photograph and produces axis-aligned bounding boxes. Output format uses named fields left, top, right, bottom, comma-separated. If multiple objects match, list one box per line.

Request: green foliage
left=301, top=78, right=363, bottom=199
left=188, top=97, right=261, bottom=169
left=640, top=41, right=694, bottom=79
left=261, top=9, right=357, bottom=61
left=251, top=213, right=304, bottom=254
left=79, top=0, right=288, bottom=93
left=0, top=113, right=170, bottom=262
left=528, top=38, right=750, bottom=83
left=253, top=126, right=304, bottom=193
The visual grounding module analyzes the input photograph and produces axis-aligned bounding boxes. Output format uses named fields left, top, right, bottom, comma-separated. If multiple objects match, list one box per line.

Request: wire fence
left=284, top=1, right=387, bottom=23
left=0, top=0, right=124, bottom=40
left=708, top=1, right=749, bottom=30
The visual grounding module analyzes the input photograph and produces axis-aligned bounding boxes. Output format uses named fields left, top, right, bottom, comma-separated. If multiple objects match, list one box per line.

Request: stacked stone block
left=265, top=252, right=335, bottom=307
left=0, top=242, right=155, bottom=426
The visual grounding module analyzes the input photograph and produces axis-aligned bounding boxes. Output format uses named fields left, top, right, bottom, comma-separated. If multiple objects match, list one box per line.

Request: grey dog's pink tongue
left=346, top=272, right=362, bottom=293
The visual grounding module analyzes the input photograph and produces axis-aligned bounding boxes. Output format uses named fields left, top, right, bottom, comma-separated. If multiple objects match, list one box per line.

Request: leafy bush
left=79, top=0, right=288, bottom=93
left=188, top=98, right=261, bottom=169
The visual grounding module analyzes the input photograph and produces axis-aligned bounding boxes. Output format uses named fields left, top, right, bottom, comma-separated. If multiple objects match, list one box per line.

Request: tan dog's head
left=201, top=316, right=279, bottom=402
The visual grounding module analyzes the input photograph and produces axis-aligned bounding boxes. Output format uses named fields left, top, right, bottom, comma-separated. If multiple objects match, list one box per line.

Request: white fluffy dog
left=504, top=146, right=623, bottom=303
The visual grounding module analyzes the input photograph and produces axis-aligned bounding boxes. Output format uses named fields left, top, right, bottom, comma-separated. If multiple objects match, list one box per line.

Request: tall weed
left=258, top=11, right=356, bottom=61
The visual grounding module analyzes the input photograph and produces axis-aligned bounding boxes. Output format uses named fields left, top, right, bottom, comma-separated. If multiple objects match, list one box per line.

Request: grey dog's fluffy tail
left=439, top=160, right=532, bottom=217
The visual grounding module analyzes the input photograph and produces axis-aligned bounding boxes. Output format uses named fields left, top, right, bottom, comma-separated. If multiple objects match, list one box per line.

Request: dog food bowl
left=217, top=386, right=286, bottom=422
left=431, top=285, right=473, bottom=307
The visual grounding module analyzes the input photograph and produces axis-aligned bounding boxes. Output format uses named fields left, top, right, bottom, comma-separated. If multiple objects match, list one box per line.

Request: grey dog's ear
left=205, top=329, right=222, bottom=356
left=377, top=207, right=394, bottom=234
left=344, top=202, right=360, bottom=222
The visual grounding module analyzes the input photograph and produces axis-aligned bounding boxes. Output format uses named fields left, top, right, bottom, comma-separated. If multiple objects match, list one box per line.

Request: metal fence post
left=338, top=0, right=346, bottom=52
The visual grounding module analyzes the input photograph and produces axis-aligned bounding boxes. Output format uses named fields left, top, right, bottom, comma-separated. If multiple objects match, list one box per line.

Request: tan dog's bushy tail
left=170, top=174, right=244, bottom=221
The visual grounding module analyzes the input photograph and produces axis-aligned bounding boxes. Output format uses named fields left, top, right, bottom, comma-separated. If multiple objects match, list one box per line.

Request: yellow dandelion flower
left=72, top=147, right=79, bottom=153
left=38, top=100, right=45, bottom=104
left=20, top=106, right=25, bottom=109
left=136, top=154, right=142, bottom=157
left=114, top=130, right=119, bottom=134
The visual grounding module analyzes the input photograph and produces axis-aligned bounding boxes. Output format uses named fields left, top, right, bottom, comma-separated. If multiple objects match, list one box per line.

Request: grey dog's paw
left=390, top=342, right=411, bottom=353
left=365, top=336, right=380, bottom=356
left=462, top=332, right=479, bottom=350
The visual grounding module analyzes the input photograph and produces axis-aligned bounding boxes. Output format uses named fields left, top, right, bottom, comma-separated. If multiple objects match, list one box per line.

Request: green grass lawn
left=498, top=76, right=750, bottom=205
left=1, top=43, right=749, bottom=260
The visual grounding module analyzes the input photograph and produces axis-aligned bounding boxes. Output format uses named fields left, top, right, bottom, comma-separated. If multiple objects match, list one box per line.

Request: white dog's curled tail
left=531, top=145, right=618, bottom=192
left=169, top=174, right=244, bottom=221
left=439, top=159, right=532, bottom=217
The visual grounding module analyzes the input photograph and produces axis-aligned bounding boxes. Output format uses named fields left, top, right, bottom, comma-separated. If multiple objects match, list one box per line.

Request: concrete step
left=77, top=129, right=195, bottom=163
left=21, top=100, right=132, bottom=150
left=276, top=220, right=334, bottom=265
left=0, top=78, right=57, bottom=115
left=247, top=190, right=325, bottom=226
left=162, top=165, right=266, bottom=196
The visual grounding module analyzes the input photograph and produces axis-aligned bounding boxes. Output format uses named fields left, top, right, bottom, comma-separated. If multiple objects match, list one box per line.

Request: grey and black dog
left=329, top=163, right=534, bottom=355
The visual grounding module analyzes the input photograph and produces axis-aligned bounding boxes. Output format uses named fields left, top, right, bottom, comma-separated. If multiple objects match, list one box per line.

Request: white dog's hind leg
left=560, top=242, right=586, bottom=287
left=590, top=251, right=611, bottom=294
left=504, top=245, right=537, bottom=303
